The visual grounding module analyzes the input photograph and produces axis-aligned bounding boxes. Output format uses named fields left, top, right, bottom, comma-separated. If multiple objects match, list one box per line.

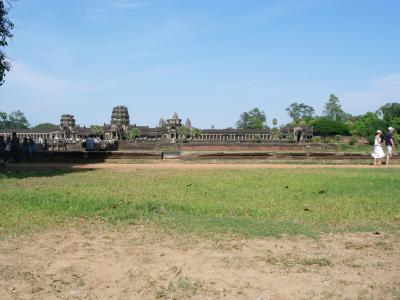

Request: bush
left=311, top=136, right=321, bottom=143
left=393, top=132, right=400, bottom=147
left=311, top=117, right=350, bottom=136
left=348, top=137, right=357, bottom=145
left=334, top=135, right=342, bottom=143
left=254, top=134, right=262, bottom=143
left=324, top=137, right=331, bottom=144
left=287, top=134, right=295, bottom=143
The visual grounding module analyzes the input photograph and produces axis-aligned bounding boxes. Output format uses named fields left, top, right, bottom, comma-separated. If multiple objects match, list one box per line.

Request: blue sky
left=1, top=0, right=400, bottom=128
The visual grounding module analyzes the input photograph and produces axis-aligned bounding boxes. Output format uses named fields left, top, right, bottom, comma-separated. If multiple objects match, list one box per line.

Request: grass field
left=1, top=167, right=399, bottom=238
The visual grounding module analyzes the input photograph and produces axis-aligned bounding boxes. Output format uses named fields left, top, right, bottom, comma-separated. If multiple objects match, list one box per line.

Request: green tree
left=271, top=127, right=279, bottom=139
left=34, top=123, right=59, bottom=130
left=237, top=108, right=266, bottom=129
left=311, top=117, right=350, bottom=137
left=323, top=94, right=349, bottom=121
left=8, top=110, right=29, bottom=128
left=191, top=128, right=202, bottom=138
left=177, top=125, right=189, bottom=141
left=272, top=118, right=278, bottom=127
left=90, top=125, right=103, bottom=136
left=377, top=103, right=400, bottom=121
left=0, top=0, right=14, bottom=86
left=286, top=102, right=315, bottom=122
left=351, top=112, right=387, bottom=144
left=376, top=103, right=400, bottom=130
left=126, top=128, right=141, bottom=140
left=0, top=110, right=30, bottom=129
left=0, top=111, right=8, bottom=128
left=0, top=111, right=6, bottom=121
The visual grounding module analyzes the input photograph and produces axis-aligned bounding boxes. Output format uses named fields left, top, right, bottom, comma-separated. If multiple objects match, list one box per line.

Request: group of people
left=81, top=135, right=117, bottom=151
left=372, top=127, right=396, bottom=166
left=0, top=132, right=37, bottom=168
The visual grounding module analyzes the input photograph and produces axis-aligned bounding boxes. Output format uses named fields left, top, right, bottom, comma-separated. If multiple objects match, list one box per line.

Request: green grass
left=338, top=144, right=372, bottom=153
left=1, top=168, right=400, bottom=238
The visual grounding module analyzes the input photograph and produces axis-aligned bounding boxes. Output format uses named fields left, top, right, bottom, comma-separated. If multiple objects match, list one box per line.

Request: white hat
left=376, top=130, right=383, bottom=134
left=388, top=127, right=395, bottom=131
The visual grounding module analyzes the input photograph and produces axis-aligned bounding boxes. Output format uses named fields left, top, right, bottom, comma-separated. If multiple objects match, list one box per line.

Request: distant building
left=0, top=106, right=313, bottom=143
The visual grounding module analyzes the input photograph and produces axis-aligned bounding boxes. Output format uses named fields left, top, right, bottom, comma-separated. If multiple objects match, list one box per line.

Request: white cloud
left=338, top=73, right=400, bottom=115
left=7, top=62, right=72, bottom=95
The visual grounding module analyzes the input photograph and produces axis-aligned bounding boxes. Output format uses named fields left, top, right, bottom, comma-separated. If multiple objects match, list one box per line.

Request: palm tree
left=191, top=128, right=202, bottom=138
left=90, top=125, right=103, bottom=137
left=126, top=128, right=141, bottom=141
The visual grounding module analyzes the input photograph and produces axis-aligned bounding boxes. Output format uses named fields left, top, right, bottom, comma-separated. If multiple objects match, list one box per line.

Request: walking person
left=0, top=135, right=6, bottom=169
left=385, top=127, right=396, bottom=165
left=371, top=130, right=385, bottom=166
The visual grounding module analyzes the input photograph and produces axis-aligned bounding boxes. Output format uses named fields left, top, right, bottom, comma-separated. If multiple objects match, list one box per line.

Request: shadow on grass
left=0, top=167, right=96, bottom=179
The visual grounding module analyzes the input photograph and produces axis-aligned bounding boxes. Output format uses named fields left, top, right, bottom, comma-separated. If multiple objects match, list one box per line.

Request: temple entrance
left=296, top=130, right=302, bottom=143
left=293, top=126, right=304, bottom=144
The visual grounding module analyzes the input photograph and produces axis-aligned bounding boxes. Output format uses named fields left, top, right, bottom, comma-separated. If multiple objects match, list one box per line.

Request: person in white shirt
left=371, top=130, right=385, bottom=166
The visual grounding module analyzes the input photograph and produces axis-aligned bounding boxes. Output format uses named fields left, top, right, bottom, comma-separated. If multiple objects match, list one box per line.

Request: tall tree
left=0, top=0, right=14, bottom=86
left=8, top=110, right=29, bottom=128
left=323, top=94, right=349, bottom=121
left=272, top=118, right=278, bottom=127
left=376, top=103, right=400, bottom=128
left=236, top=108, right=266, bottom=129
left=286, top=102, right=315, bottom=122
left=0, top=111, right=6, bottom=121
left=0, top=110, right=8, bottom=128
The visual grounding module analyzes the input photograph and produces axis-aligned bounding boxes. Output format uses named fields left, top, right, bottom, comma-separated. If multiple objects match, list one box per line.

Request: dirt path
left=1, top=227, right=399, bottom=299
left=8, top=162, right=400, bottom=171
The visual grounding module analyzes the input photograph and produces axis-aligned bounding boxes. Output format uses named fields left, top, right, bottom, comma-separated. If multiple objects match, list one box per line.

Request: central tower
left=110, top=106, right=130, bottom=139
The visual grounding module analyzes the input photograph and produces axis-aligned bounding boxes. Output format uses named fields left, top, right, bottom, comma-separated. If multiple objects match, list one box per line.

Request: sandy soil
left=1, top=226, right=399, bottom=299
left=9, top=162, right=400, bottom=171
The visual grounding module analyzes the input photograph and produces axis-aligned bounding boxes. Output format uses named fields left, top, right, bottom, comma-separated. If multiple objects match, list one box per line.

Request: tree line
left=237, top=95, right=400, bottom=143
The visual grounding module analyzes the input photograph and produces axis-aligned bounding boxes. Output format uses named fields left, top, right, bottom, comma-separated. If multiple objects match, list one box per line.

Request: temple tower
left=166, top=112, right=182, bottom=143
left=59, top=114, right=76, bottom=139
left=111, top=106, right=130, bottom=139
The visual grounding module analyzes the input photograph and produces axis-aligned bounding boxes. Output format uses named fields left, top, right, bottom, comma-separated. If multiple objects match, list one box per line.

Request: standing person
left=28, top=137, right=36, bottom=161
left=371, top=130, right=385, bottom=166
left=5, top=136, right=11, bottom=161
left=10, top=132, right=21, bottom=163
left=0, top=136, right=6, bottom=168
left=385, top=127, right=396, bottom=165
left=22, top=137, right=30, bottom=161
left=85, top=135, right=94, bottom=151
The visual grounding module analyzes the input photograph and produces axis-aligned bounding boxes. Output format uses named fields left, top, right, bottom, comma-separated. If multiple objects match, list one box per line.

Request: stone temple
left=0, top=106, right=313, bottom=143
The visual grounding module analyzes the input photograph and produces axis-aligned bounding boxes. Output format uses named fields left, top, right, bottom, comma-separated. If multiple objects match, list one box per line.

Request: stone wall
left=179, top=144, right=306, bottom=152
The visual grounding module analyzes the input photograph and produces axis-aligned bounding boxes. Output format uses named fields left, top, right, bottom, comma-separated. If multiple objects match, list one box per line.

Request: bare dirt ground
left=9, top=162, right=400, bottom=171
left=1, top=226, right=399, bottom=299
